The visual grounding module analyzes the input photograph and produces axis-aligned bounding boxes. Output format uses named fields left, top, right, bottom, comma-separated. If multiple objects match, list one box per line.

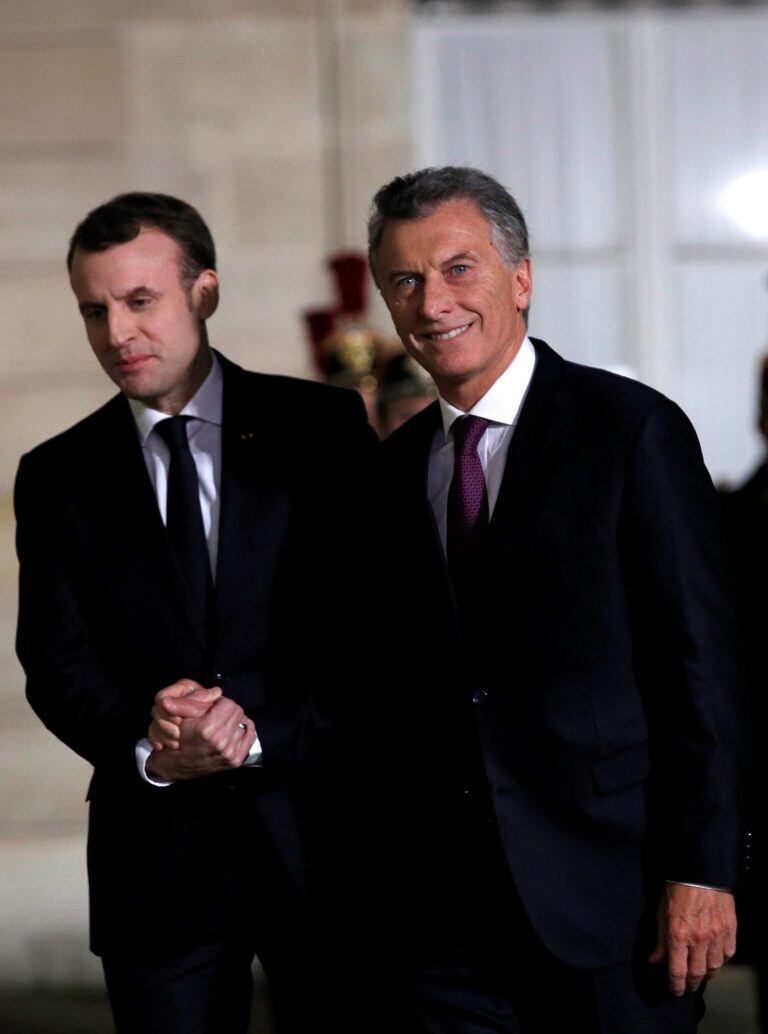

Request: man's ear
left=513, top=258, right=532, bottom=313
left=193, top=269, right=220, bottom=320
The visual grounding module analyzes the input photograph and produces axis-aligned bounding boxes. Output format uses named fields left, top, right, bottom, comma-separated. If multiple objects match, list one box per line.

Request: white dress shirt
left=128, top=355, right=223, bottom=578
left=132, top=355, right=262, bottom=785
left=427, top=336, right=536, bottom=552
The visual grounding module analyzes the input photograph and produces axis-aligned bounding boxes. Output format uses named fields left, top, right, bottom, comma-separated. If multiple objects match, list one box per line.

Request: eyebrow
left=442, top=251, right=474, bottom=266
left=78, top=285, right=160, bottom=313
left=386, top=251, right=476, bottom=284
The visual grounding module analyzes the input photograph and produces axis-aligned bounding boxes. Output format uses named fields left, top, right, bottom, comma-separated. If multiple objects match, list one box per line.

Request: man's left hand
left=649, top=883, right=736, bottom=996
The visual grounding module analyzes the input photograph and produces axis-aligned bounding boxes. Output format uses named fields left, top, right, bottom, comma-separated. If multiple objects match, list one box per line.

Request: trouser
left=409, top=798, right=704, bottom=1034
left=100, top=798, right=341, bottom=1034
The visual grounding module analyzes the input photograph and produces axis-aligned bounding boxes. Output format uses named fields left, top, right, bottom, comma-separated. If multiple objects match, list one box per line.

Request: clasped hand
left=145, top=679, right=255, bottom=781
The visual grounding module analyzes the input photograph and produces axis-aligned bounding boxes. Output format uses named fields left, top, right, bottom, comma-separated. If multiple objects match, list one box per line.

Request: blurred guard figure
left=15, top=193, right=376, bottom=1033
left=377, top=352, right=438, bottom=438
left=371, top=167, right=744, bottom=1033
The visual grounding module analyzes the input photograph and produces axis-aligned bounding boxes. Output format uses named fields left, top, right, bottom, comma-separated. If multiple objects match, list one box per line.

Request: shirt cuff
left=243, top=731, right=263, bottom=766
left=666, top=880, right=732, bottom=893
left=135, top=737, right=173, bottom=787
left=135, top=727, right=263, bottom=784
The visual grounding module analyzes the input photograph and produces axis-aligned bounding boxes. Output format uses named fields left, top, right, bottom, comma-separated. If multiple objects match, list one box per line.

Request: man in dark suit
left=369, top=167, right=744, bottom=1032
left=721, top=355, right=768, bottom=1031
left=15, top=193, right=376, bottom=1033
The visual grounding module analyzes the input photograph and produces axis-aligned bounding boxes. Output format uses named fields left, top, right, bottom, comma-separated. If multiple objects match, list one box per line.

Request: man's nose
left=107, top=309, right=135, bottom=348
left=418, top=277, right=453, bottom=322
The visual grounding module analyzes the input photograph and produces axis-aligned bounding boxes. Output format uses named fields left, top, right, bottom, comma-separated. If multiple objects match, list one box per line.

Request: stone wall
left=0, top=0, right=412, bottom=985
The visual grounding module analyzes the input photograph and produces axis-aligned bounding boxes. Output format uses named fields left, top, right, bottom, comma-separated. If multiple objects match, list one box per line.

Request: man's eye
left=131, top=296, right=151, bottom=309
left=83, top=308, right=105, bottom=321
left=451, top=264, right=469, bottom=275
left=396, top=276, right=417, bottom=289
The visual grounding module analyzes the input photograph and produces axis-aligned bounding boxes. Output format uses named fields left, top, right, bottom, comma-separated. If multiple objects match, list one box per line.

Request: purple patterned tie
left=447, top=415, right=490, bottom=610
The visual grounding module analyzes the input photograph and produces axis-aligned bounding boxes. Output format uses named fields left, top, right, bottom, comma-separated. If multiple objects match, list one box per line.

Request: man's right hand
left=145, top=694, right=256, bottom=781
left=148, top=679, right=222, bottom=751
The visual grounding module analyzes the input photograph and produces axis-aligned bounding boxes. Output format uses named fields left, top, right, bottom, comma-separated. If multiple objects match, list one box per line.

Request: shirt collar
left=128, top=352, right=224, bottom=445
left=438, top=335, right=537, bottom=437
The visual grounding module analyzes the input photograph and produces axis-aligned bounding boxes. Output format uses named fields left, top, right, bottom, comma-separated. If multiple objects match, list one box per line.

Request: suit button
left=472, top=689, right=488, bottom=703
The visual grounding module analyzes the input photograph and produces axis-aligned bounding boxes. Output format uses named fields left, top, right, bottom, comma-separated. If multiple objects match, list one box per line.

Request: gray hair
left=367, top=166, right=529, bottom=284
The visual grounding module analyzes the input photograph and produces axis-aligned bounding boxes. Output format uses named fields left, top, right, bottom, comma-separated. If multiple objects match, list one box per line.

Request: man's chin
left=112, top=374, right=164, bottom=408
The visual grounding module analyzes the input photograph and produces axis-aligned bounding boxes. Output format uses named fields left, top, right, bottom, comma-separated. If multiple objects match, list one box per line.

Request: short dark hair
left=368, top=166, right=529, bottom=283
left=67, top=192, right=216, bottom=285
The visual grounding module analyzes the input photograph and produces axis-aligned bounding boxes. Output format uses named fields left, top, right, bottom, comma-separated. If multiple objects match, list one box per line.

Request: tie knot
left=155, top=415, right=192, bottom=452
left=452, top=415, right=489, bottom=455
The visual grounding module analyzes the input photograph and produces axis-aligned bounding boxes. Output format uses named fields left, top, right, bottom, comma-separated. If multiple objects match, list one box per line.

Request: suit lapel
left=487, top=339, right=569, bottom=561
left=212, top=360, right=291, bottom=639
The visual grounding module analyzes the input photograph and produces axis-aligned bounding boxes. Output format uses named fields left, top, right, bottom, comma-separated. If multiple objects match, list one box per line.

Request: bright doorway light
left=721, top=169, right=768, bottom=239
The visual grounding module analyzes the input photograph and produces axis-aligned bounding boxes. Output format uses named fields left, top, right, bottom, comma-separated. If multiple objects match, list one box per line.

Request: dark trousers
left=409, top=803, right=705, bottom=1034
left=412, top=922, right=705, bottom=1034
left=103, top=940, right=256, bottom=1034
left=101, top=802, right=341, bottom=1034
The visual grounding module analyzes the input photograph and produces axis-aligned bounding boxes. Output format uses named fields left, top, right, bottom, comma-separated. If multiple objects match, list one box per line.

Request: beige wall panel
left=0, top=605, right=22, bottom=709
left=338, top=133, right=415, bottom=249
left=0, top=836, right=96, bottom=986
left=119, top=19, right=323, bottom=219
left=0, top=155, right=128, bottom=270
left=1, top=719, right=91, bottom=834
left=0, top=42, right=125, bottom=148
left=127, top=0, right=317, bottom=20
left=215, top=249, right=330, bottom=378
left=0, top=499, right=21, bottom=712
left=0, top=379, right=114, bottom=494
left=0, top=1, right=315, bottom=35
left=338, top=21, right=412, bottom=135
left=231, top=154, right=326, bottom=252
left=117, top=18, right=327, bottom=379
left=0, top=0, right=109, bottom=33
left=0, top=275, right=99, bottom=381
left=0, top=496, right=16, bottom=581
left=124, top=19, right=321, bottom=155
left=343, top=0, right=410, bottom=17
left=335, top=13, right=413, bottom=249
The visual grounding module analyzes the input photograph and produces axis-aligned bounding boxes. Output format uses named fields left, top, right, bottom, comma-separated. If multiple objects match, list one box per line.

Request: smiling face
left=376, top=198, right=531, bottom=411
left=69, top=227, right=219, bottom=414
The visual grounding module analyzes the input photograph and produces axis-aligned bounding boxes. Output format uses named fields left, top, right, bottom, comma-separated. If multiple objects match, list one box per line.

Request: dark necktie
left=446, top=415, right=490, bottom=617
left=155, top=415, right=212, bottom=628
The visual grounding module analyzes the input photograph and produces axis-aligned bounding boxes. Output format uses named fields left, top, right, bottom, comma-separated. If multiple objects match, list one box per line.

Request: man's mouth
left=116, top=355, right=153, bottom=373
left=421, top=323, right=472, bottom=342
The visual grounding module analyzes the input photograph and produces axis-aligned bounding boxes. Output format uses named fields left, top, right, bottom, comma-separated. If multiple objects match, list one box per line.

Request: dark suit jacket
left=379, top=338, right=744, bottom=970
left=721, top=464, right=768, bottom=964
left=15, top=352, right=377, bottom=954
